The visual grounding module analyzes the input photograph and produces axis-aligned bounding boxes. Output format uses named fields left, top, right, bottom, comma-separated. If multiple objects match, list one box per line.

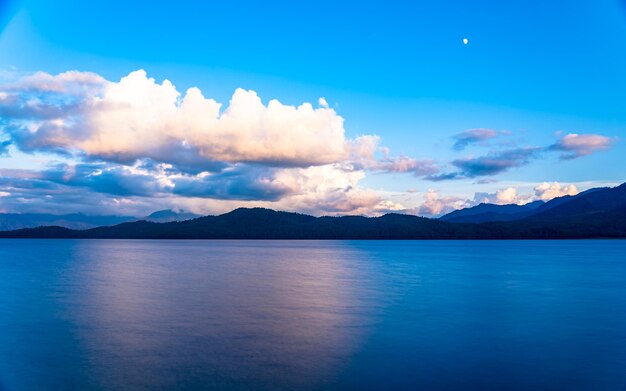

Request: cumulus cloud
left=0, top=171, right=169, bottom=215
left=452, top=128, right=500, bottom=150
left=549, top=133, right=617, bottom=160
left=533, top=182, right=578, bottom=200
left=0, top=71, right=423, bottom=190
left=42, top=162, right=173, bottom=197
left=38, top=160, right=367, bottom=207
left=414, top=190, right=468, bottom=217
left=0, top=69, right=435, bottom=215
left=472, top=187, right=533, bottom=205
left=0, top=162, right=402, bottom=216
left=2, top=69, right=611, bottom=216
left=171, top=165, right=293, bottom=201
left=471, top=182, right=579, bottom=207
left=466, top=181, right=580, bottom=210
left=401, top=181, right=582, bottom=218
left=1, top=70, right=363, bottom=168
left=405, top=181, right=582, bottom=218
left=269, top=164, right=405, bottom=215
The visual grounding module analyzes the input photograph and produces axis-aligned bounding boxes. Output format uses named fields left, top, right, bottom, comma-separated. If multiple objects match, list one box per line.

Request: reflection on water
left=1, top=240, right=626, bottom=390
left=73, top=241, right=379, bottom=390
left=0, top=240, right=383, bottom=390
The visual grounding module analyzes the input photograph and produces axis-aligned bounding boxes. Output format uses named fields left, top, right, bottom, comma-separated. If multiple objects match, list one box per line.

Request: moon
left=463, top=38, right=469, bottom=45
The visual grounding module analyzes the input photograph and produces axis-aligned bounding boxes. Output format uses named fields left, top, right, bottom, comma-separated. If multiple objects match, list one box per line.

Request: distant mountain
left=440, top=201, right=544, bottom=223
left=529, top=184, right=626, bottom=219
left=0, top=209, right=473, bottom=239
left=1, top=183, right=624, bottom=239
left=0, top=213, right=135, bottom=231
left=0, top=209, right=199, bottom=231
left=440, top=183, right=626, bottom=224
left=141, top=209, right=201, bottom=223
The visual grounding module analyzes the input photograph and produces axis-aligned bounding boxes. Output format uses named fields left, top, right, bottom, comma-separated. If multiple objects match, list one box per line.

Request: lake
left=0, top=240, right=625, bottom=390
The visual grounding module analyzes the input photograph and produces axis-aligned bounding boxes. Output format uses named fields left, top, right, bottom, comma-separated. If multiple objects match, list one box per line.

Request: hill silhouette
left=440, top=183, right=626, bottom=224
left=1, top=183, right=625, bottom=239
left=440, top=201, right=544, bottom=223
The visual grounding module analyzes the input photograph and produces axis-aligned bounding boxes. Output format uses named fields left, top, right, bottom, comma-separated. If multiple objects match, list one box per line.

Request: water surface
left=0, top=240, right=625, bottom=390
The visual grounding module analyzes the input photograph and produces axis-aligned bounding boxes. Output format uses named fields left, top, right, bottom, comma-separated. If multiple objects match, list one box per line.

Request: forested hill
left=1, top=182, right=624, bottom=240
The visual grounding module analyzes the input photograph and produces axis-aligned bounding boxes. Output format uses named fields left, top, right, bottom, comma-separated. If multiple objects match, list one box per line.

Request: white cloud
left=415, top=190, right=468, bottom=217
left=473, top=186, right=533, bottom=205
left=3, top=70, right=418, bottom=173
left=3, top=69, right=602, bottom=218
left=533, top=182, right=578, bottom=200
left=1, top=69, right=432, bottom=215
left=1, top=70, right=355, bottom=167
left=412, top=181, right=582, bottom=217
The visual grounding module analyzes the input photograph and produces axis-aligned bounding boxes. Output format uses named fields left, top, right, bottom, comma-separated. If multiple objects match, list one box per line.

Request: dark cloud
left=133, top=157, right=227, bottom=176
left=0, top=173, right=58, bottom=191
left=38, top=161, right=294, bottom=202
left=0, top=176, right=165, bottom=216
left=427, top=172, right=463, bottom=181
left=172, top=165, right=293, bottom=201
left=42, top=163, right=168, bottom=197
left=428, top=147, right=543, bottom=181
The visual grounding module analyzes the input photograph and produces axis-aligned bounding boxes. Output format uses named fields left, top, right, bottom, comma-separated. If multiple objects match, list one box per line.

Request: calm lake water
left=0, top=240, right=625, bottom=390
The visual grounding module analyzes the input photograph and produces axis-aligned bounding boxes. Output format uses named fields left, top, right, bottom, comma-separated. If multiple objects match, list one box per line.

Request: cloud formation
left=452, top=128, right=500, bottom=150
left=0, top=69, right=617, bottom=216
left=0, top=162, right=404, bottom=217
left=11, top=70, right=106, bottom=95
left=470, top=182, right=579, bottom=207
left=533, top=181, right=578, bottom=200
left=413, top=181, right=583, bottom=217
left=549, top=133, right=617, bottom=160
left=409, top=182, right=561, bottom=217
left=430, top=131, right=617, bottom=182
left=429, top=147, right=543, bottom=180
left=0, top=69, right=424, bottom=215
left=2, top=70, right=359, bottom=168
left=369, top=155, right=439, bottom=176
left=416, top=190, right=468, bottom=217
left=472, top=187, right=535, bottom=205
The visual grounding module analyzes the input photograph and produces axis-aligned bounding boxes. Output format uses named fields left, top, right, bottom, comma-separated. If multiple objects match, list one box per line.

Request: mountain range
left=439, top=186, right=614, bottom=223
left=0, top=209, right=200, bottom=231
left=0, top=183, right=625, bottom=239
left=440, top=200, right=545, bottom=223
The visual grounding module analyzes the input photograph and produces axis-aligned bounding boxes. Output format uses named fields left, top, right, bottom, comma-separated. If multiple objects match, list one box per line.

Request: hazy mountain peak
left=143, top=209, right=200, bottom=223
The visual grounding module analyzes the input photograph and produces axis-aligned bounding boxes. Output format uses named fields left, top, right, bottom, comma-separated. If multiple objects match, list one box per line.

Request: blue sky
left=0, top=0, right=624, bottom=216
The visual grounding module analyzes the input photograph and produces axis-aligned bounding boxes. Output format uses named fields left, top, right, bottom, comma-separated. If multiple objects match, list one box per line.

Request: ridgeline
left=1, top=183, right=625, bottom=240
